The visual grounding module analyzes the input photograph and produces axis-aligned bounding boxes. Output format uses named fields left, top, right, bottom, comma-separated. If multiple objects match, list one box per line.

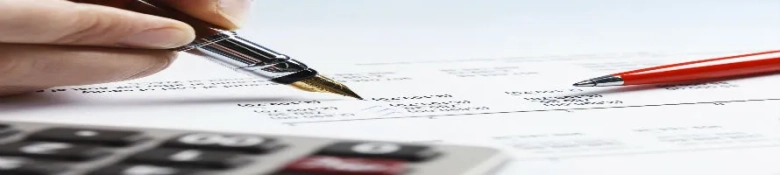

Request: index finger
left=149, top=0, right=253, bottom=30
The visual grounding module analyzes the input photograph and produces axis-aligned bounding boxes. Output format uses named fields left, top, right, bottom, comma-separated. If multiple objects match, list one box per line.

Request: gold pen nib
left=289, top=75, right=363, bottom=100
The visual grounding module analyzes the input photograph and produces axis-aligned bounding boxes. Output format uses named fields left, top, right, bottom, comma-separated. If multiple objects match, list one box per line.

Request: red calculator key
left=278, top=156, right=408, bottom=175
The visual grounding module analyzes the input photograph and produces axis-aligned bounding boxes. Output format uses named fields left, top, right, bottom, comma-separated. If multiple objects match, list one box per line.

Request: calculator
left=0, top=120, right=511, bottom=175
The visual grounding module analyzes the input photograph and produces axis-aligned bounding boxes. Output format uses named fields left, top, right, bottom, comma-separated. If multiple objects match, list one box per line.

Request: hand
left=0, top=0, right=252, bottom=97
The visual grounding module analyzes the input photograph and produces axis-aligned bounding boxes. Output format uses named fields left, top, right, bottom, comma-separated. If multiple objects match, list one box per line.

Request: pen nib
left=572, top=80, right=596, bottom=87
left=572, top=75, right=625, bottom=87
left=290, top=75, right=364, bottom=100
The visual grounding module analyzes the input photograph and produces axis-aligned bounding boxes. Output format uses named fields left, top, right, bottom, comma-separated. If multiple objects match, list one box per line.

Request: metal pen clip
left=178, top=30, right=311, bottom=80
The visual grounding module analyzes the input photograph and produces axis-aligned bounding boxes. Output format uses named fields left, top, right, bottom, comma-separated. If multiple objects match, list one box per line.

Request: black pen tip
left=573, top=80, right=596, bottom=87
left=572, top=75, right=624, bottom=87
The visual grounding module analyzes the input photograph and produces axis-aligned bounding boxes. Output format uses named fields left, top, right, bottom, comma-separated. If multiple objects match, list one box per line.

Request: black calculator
left=0, top=120, right=511, bottom=175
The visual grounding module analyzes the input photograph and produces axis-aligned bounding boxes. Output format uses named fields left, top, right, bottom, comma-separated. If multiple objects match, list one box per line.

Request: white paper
left=4, top=50, right=780, bottom=174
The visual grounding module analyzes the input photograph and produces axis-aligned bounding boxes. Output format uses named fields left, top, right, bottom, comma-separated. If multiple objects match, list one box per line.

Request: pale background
left=2, top=1, right=779, bottom=174
left=237, top=0, right=780, bottom=65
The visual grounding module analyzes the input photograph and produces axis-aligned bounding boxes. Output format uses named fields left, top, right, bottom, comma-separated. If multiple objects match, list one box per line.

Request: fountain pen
left=71, top=0, right=362, bottom=99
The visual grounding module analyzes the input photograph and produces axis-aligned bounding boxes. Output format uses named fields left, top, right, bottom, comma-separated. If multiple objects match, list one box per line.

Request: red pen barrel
left=615, top=50, right=780, bottom=85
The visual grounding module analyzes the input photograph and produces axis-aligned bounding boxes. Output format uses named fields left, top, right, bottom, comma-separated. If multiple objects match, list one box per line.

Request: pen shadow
left=566, top=84, right=660, bottom=96
left=0, top=92, right=345, bottom=115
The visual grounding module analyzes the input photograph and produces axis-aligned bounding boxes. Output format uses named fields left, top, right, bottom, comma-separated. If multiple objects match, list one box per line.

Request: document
left=4, top=49, right=780, bottom=174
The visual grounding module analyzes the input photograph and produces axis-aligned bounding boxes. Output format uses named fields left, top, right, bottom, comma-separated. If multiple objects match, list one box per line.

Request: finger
left=151, top=0, right=253, bottom=29
left=0, top=0, right=195, bottom=49
left=0, top=43, right=176, bottom=96
left=0, top=86, right=43, bottom=97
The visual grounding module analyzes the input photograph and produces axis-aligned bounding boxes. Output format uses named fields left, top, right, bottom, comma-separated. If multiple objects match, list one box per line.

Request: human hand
left=0, top=0, right=252, bottom=97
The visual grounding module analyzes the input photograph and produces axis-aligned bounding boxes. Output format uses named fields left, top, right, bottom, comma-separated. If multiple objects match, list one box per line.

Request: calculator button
left=316, top=142, right=439, bottom=162
left=278, top=156, right=407, bottom=175
left=0, top=156, right=67, bottom=175
left=163, top=133, right=283, bottom=154
left=0, top=124, right=19, bottom=138
left=88, top=164, right=205, bottom=175
left=126, top=148, right=250, bottom=169
left=0, top=142, right=109, bottom=161
left=27, top=127, right=149, bottom=146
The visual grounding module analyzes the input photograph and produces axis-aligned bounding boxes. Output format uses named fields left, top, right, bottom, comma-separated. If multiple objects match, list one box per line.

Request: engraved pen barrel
left=181, top=30, right=318, bottom=83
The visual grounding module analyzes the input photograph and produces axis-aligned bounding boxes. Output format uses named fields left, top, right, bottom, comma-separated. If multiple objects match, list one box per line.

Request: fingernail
left=118, top=28, right=192, bottom=49
left=124, top=53, right=177, bottom=81
left=218, top=0, right=253, bottom=27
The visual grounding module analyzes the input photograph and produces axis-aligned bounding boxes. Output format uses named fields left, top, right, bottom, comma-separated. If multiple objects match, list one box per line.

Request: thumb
left=0, top=0, right=195, bottom=49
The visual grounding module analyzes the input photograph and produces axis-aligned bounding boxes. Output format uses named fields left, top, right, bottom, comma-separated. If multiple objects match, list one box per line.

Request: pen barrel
left=619, top=50, right=780, bottom=85
left=69, top=0, right=316, bottom=82
left=184, top=32, right=313, bottom=80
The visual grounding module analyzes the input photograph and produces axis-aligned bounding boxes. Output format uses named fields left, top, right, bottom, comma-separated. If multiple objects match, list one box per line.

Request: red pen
left=573, top=50, right=780, bottom=87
